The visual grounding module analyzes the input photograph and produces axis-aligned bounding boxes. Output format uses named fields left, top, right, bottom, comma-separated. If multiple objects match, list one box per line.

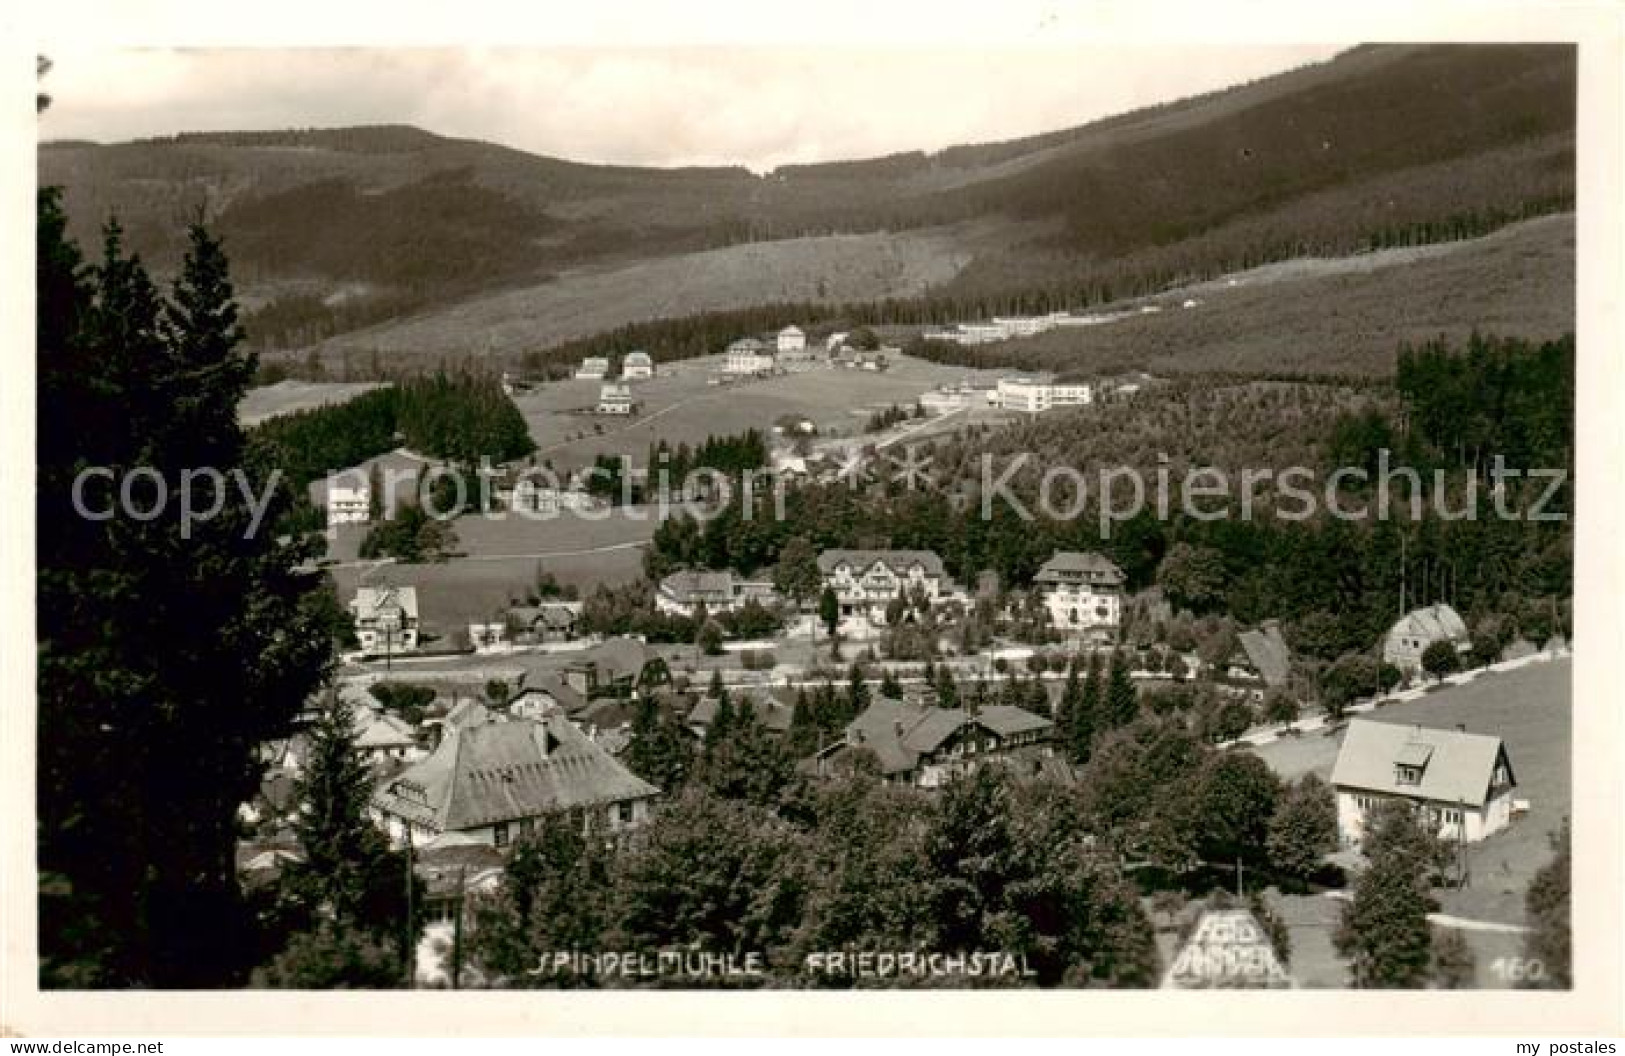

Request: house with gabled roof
left=561, top=637, right=668, bottom=699
left=352, top=708, right=419, bottom=765
left=351, top=585, right=419, bottom=653
left=817, top=549, right=947, bottom=627
left=655, top=569, right=778, bottom=618
left=810, top=696, right=1054, bottom=788
left=1330, top=719, right=1518, bottom=847
left=1034, top=551, right=1124, bottom=637
left=1226, top=619, right=1292, bottom=689
left=371, top=710, right=659, bottom=850
left=1382, top=603, right=1470, bottom=675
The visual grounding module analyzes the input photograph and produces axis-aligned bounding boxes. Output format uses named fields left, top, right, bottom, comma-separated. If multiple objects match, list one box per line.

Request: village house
left=506, top=476, right=602, bottom=516
left=325, top=481, right=371, bottom=526
left=1330, top=719, right=1518, bottom=847
left=817, top=549, right=946, bottom=627
left=920, top=382, right=996, bottom=415
left=991, top=315, right=1060, bottom=339
left=561, top=637, right=667, bottom=699
left=723, top=338, right=776, bottom=376
left=351, top=585, right=419, bottom=654
left=507, top=674, right=586, bottom=722
left=352, top=707, right=419, bottom=767
left=1034, top=551, right=1124, bottom=637
left=575, top=356, right=610, bottom=380
left=776, top=345, right=819, bottom=372
left=811, top=696, right=1055, bottom=788
left=655, top=569, right=779, bottom=618
left=685, top=690, right=795, bottom=741
left=1225, top=619, right=1292, bottom=690
left=955, top=322, right=1011, bottom=345
left=621, top=350, right=654, bottom=379
left=507, top=602, right=580, bottom=643
left=597, top=383, right=635, bottom=415
left=371, top=709, right=659, bottom=850
left=776, top=325, right=806, bottom=353
left=467, top=622, right=507, bottom=654
left=1381, top=603, right=1471, bottom=675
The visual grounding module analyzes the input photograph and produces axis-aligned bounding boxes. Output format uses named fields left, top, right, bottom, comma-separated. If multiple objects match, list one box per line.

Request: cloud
left=37, top=45, right=1348, bottom=169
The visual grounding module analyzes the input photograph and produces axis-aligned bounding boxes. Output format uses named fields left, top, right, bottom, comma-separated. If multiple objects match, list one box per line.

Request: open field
left=323, top=507, right=660, bottom=634
left=516, top=352, right=1010, bottom=473
left=318, top=226, right=980, bottom=360
left=968, top=213, right=1574, bottom=378
left=1252, top=655, right=1571, bottom=987
left=238, top=379, right=386, bottom=425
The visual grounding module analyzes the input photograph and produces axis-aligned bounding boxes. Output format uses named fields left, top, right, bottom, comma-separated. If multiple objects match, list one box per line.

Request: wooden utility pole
left=451, top=866, right=467, bottom=990
left=402, top=829, right=416, bottom=988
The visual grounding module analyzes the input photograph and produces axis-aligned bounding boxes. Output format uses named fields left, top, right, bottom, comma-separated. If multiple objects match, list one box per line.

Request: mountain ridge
left=38, top=43, right=1575, bottom=369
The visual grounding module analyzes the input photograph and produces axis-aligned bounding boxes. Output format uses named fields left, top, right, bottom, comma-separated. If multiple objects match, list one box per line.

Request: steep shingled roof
left=1386, top=603, right=1470, bottom=645
left=830, top=697, right=1054, bottom=776
left=1234, top=623, right=1292, bottom=688
left=1034, top=551, right=1125, bottom=586
left=374, top=713, right=658, bottom=833
left=1330, top=719, right=1514, bottom=807
left=817, top=549, right=945, bottom=577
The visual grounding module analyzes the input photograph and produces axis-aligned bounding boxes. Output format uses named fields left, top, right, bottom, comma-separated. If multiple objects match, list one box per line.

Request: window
left=617, top=801, right=635, bottom=825
left=1395, top=764, right=1423, bottom=786
left=493, top=821, right=510, bottom=848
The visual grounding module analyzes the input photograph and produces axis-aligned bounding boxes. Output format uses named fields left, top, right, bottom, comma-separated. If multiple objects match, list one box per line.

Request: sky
left=36, top=45, right=1351, bottom=170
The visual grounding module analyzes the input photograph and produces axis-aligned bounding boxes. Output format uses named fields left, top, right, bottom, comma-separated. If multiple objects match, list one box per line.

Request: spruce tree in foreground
left=37, top=199, right=337, bottom=987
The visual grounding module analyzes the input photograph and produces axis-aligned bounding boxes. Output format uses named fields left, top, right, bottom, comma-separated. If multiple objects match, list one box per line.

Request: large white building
left=1330, top=719, right=1518, bottom=848
left=724, top=338, right=776, bottom=376
left=325, top=481, right=371, bottom=525
left=994, top=374, right=1094, bottom=413
left=1033, top=551, right=1124, bottom=636
left=817, top=549, right=946, bottom=627
left=351, top=585, right=419, bottom=654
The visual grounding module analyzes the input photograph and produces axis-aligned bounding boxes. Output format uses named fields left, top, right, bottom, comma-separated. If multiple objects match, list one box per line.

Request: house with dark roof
left=655, top=570, right=778, bottom=619
left=1381, top=603, right=1470, bottom=675
left=561, top=637, right=668, bottom=698
left=684, top=690, right=795, bottom=741
left=1225, top=620, right=1292, bottom=690
left=1034, top=551, right=1125, bottom=638
left=371, top=711, right=659, bottom=850
left=810, top=696, right=1054, bottom=788
left=1330, top=719, right=1517, bottom=847
left=508, top=602, right=580, bottom=643
left=817, top=549, right=947, bottom=628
